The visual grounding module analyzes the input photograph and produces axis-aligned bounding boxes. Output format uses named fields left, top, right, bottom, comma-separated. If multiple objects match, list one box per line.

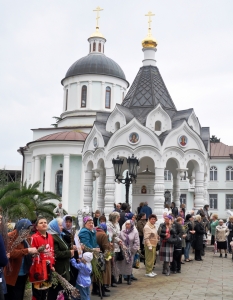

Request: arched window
left=98, top=42, right=101, bottom=52
left=65, top=89, right=68, bottom=111
left=155, top=121, right=161, bottom=131
left=89, top=44, right=91, bottom=53
left=210, top=166, right=217, bottom=181
left=56, top=170, right=63, bottom=197
left=226, top=166, right=233, bottom=181
left=103, top=44, right=104, bottom=53
left=115, top=122, right=120, bottom=131
left=81, top=85, right=87, bottom=107
left=105, top=86, right=111, bottom=108
left=122, top=92, right=124, bottom=100
left=93, top=42, right=96, bottom=51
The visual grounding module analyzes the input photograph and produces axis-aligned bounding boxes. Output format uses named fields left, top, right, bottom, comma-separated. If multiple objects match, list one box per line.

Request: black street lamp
left=112, top=154, right=139, bottom=203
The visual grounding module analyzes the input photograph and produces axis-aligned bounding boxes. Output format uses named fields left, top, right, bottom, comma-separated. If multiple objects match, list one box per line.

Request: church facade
left=18, top=11, right=233, bottom=219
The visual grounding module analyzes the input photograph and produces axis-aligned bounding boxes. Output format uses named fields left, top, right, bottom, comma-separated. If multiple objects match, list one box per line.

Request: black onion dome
left=61, top=54, right=128, bottom=86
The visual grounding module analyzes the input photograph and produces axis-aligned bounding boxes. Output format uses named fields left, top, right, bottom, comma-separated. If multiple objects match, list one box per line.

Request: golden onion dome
left=89, top=27, right=105, bottom=39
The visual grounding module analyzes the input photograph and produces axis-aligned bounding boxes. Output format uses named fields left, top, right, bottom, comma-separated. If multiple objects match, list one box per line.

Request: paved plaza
left=91, top=246, right=233, bottom=300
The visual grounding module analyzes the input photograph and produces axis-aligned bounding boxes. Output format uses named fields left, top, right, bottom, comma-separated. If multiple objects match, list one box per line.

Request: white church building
left=18, top=10, right=233, bottom=219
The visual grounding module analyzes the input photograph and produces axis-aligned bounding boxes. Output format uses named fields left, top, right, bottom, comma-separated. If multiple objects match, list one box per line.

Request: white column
left=76, top=81, right=81, bottom=109
left=34, top=156, right=41, bottom=183
left=101, top=81, right=105, bottom=109
left=31, top=157, right=35, bottom=184
left=154, top=167, right=165, bottom=221
left=97, top=170, right=105, bottom=214
left=173, top=176, right=180, bottom=208
left=62, top=154, right=70, bottom=212
left=83, top=170, right=94, bottom=214
left=44, top=154, right=52, bottom=191
left=203, top=173, right=209, bottom=205
left=87, top=81, right=92, bottom=109
left=112, top=84, right=116, bottom=107
left=104, top=168, right=115, bottom=220
left=194, top=171, right=205, bottom=211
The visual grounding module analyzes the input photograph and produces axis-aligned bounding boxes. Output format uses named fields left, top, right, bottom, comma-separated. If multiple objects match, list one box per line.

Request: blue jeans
left=76, top=284, right=90, bottom=300
left=184, top=242, right=191, bottom=260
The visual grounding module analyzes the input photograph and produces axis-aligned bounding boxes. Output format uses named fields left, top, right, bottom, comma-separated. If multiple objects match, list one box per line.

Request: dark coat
left=193, top=222, right=205, bottom=250
left=140, top=205, right=152, bottom=219
left=172, top=222, right=183, bottom=249
left=52, top=234, right=71, bottom=281
left=172, top=207, right=178, bottom=217
left=96, top=229, right=111, bottom=285
left=119, top=211, right=126, bottom=230
left=0, top=235, right=8, bottom=268
left=159, top=223, right=174, bottom=262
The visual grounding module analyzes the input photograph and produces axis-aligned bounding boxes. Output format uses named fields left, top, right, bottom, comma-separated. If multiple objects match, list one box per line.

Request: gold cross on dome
left=93, top=6, right=103, bottom=29
left=145, top=11, right=155, bottom=31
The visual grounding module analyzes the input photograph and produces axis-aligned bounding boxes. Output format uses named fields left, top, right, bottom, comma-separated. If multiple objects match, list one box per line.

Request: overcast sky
left=1, top=0, right=233, bottom=167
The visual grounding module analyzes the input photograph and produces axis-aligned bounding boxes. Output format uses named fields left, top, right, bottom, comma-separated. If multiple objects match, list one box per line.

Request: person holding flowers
left=4, top=218, right=37, bottom=300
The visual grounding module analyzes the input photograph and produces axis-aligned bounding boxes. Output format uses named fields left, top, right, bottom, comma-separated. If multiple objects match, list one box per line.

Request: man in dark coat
left=194, top=215, right=205, bottom=261
left=171, top=217, right=184, bottom=273
left=140, top=202, right=152, bottom=220
left=119, top=203, right=128, bottom=230
left=171, top=202, right=178, bottom=218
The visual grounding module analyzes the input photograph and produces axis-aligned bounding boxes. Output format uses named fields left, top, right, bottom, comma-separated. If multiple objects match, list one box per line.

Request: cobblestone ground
left=24, top=246, right=233, bottom=300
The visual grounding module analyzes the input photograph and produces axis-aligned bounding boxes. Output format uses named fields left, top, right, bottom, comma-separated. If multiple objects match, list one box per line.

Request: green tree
left=210, top=135, right=220, bottom=143
left=0, top=181, right=61, bottom=221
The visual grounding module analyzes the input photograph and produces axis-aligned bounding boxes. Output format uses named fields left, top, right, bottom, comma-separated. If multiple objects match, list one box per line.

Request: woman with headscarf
left=106, top=212, right=122, bottom=285
left=193, top=215, right=205, bottom=261
left=116, top=220, right=139, bottom=285
left=4, top=219, right=38, bottom=300
left=79, top=216, right=100, bottom=296
left=47, top=218, right=74, bottom=300
left=62, top=215, right=73, bottom=247
left=96, top=223, right=112, bottom=297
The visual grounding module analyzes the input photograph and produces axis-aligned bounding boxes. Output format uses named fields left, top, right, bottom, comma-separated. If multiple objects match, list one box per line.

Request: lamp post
left=112, top=154, right=139, bottom=203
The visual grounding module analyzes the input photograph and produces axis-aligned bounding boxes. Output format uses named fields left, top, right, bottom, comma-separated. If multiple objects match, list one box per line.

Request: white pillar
left=31, top=157, right=35, bottom=184
left=34, top=156, right=41, bottom=183
left=154, top=167, right=165, bottom=221
left=104, top=168, right=115, bottom=220
left=87, top=81, right=92, bottom=109
left=112, top=84, right=116, bottom=107
left=203, top=173, right=209, bottom=205
left=97, top=170, right=105, bottom=214
left=62, top=154, right=70, bottom=212
left=194, top=171, right=205, bottom=211
left=83, top=170, right=94, bottom=214
left=76, top=81, right=81, bottom=109
left=101, top=81, right=105, bottom=109
left=44, top=154, right=52, bottom=191
left=173, top=176, right=180, bottom=208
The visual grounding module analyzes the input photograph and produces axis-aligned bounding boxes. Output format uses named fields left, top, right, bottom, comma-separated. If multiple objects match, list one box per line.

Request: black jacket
left=193, top=222, right=205, bottom=250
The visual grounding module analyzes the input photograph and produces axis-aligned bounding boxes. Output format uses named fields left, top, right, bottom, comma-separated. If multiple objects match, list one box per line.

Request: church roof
left=210, top=142, right=233, bottom=158
left=61, top=53, right=128, bottom=86
left=35, top=131, right=87, bottom=143
left=121, top=65, right=177, bottom=124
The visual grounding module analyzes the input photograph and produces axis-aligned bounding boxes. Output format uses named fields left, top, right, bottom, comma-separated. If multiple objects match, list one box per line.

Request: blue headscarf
left=15, top=219, right=32, bottom=232
left=98, top=223, right=107, bottom=232
left=48, top=219, right=63, bottom=238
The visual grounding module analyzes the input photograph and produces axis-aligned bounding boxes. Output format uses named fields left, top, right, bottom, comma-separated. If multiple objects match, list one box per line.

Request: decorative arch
left=55, top=170, right=63, bottom=197
left=146, top=104, right=172, bottom=133
left=93, top=42, right=96, bottom=51
left=82, top=124, right=105, bottom=154
left=115, top=122, right=120, bottom=131
left=155, top=120, right=161, bottom=131
left=98, top=42, right=101, bottom=52
left=210, top=166, right=217, bottom=181
left=226, top=166, right=233, bottom=181
left=106, top=105, right=127, bottom=133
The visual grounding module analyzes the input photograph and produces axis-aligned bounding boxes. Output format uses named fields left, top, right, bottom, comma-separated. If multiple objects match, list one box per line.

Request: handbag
left=29, top=257, right=48, bottom=283
left=156, top=242, right=160, bottom=251
left=133, top=252, right=140, bottom=269
left=185, top=231, right=192, bottom=242
left=167, top=235, right=180, bottom=245
left=115, top=247, right=124, bottom=261
left=97, top=252, right=106, bottom=271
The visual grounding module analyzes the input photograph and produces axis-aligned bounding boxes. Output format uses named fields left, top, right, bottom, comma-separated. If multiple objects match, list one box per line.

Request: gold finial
left=89, top=6, right=105, bottom=39
left=142, top=11, right=157, bottom=48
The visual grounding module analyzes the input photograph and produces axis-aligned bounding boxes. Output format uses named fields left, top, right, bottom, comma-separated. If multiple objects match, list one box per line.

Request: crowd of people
left=0, top=201, right=233, bottom=300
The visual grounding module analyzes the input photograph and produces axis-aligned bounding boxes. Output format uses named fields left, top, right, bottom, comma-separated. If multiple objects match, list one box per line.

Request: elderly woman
left=215, top=220, right=229, bottom=258
left=62, top=215, right=73, bottom=247
left=159, top=215, right=175, bottom=276
left=227, top=216, right=233, bottom=254
left=117, top=220, right=139, bottom=285
left=143, top=214, right=158, bottom=277
left=47, top=218, right=74, bottom=300
left=210, top=214, right=219, bottom=245
left=194, top=215, right=205, bottom=261
left=184, top=214, right=195, bottom=262
left=96, top=223, right=112, bottom=297
left=106, top=212, right=122, bottom=284
left=4, top=219, right=37, bottom=300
